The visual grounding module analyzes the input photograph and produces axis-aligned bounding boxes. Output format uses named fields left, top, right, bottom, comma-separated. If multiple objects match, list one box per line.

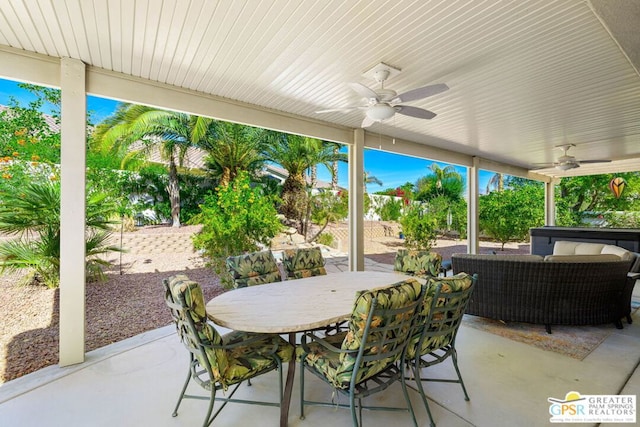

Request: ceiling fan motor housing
left=375, top=88, right=397, bottom=101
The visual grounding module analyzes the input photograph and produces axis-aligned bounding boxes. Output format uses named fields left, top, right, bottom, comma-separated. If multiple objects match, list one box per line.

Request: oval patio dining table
left=205, top=270, right=416, bottom=427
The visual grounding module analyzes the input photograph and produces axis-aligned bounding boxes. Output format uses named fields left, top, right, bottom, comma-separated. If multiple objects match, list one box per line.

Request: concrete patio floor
left=1, top=256, right=638, bottom=426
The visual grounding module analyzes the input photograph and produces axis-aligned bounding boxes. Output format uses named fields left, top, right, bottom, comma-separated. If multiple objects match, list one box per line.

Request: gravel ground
left=0, top=225, right=529, bottom=384
left=0, top=226, right=224, bottom=384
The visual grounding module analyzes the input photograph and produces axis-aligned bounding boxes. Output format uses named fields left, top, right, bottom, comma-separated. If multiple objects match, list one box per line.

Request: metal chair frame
left=404, top=274, right=477, bottom=427
left=298, top=285, right=424, bottom=427
left=163, top=278, right=287, bottom=427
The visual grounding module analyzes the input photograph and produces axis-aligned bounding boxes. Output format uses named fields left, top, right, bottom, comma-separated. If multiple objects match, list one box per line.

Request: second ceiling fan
left=317, top=63, right=448, bottom=128
left=538, top=144, right=612, bottom=171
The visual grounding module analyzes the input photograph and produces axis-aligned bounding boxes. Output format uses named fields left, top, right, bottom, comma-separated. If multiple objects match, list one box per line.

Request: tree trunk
left=303, top=168, right=318, bottom=238
left=219, top=167, right=231, bottom=187
left=331, top=155, right=338, bottom=190
left=281, top=173, right=307, bottom=233
left=307, top=216, right=330, bottom=243
left=166, top=159, right=181, bottom=227
left=310, top=165, right=317, bottom=189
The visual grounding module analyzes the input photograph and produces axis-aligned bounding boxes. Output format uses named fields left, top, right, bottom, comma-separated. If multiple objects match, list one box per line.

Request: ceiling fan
left=316, top=63, right=448, bottom=128
left=539, top=144, right=612, bottom=171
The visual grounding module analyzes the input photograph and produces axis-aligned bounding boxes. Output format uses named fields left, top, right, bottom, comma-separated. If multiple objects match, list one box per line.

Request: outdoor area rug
left=462, top=315, right=613, bottom=360
left=462, top=300, right=640, bottom=360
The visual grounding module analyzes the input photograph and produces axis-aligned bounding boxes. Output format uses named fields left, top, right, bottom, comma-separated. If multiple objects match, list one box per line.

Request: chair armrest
left=214, top=330, right=282, bottom=355
left=299, top=330, right=355, bottom=356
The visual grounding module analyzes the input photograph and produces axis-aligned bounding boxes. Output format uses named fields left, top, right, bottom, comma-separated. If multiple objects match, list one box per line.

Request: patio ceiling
left=0, top=0, right=639, bottom=178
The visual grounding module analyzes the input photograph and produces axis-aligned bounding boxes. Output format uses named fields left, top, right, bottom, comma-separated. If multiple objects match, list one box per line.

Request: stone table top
left=206, top=271, right=413, bottom=333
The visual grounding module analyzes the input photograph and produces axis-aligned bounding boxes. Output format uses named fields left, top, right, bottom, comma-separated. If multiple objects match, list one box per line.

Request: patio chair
left=282, top=246, right=327, bottom=280
left=283, top=246, right=346, bottom=334
left=225, top=249, right=282, bottom=288
left=162, top=274, right=294, bottom=427
left=403, top=273, right=477, bottom=427
left=394, top=249, right=443, bottom=279
left=298, top=278, right=424, bottom=427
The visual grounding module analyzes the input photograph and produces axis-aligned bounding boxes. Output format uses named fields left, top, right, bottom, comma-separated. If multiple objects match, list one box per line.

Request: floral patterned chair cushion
left=394, top=249, right=443, bottom=278
left=405, top=272, right=475, bottom=359
left=166, top=275, right=294, bottom=390
left=297, top=278, right=422, bottom=389
left=282, top=247, right=327, bottom=280
left=225, top=250, right=282, bottom=288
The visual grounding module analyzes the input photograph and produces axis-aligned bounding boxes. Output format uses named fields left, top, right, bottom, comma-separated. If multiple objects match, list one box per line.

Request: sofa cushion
left=552, top=240, right=633, bottom=262
left=544, top=254, right=623, bottom=263
left=553, top=241, right=606, bottom=255
left=601, top=245, right=634, bottom=261
left=552, top=241, right=581, bottom=255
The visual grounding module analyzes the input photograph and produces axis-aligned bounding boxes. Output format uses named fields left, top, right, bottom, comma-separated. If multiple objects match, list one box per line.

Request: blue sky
left=0, top=78, right=119, bottom=123
left=1, top=77, right=494, bottom=192
left=316, top=149, right=481, bottom=193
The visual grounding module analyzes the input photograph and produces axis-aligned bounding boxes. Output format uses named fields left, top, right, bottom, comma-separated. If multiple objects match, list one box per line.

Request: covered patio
left=1, top=257, right=639, bottom=426
left=1, top=1, right=640, bottom=425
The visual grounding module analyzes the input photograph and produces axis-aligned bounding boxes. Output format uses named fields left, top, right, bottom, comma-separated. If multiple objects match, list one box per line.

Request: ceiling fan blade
left=579, top=159, right=612, bottom=164
left=395, top=105, right=437, bottom=119
left=361, top=115, right=376, bottom=128
left=530, top=165, right=554, bottom=170
left=392, top=83, right=449, bottom=104
left=315, top=106, right=360, bottom=114
left=348, top=82, right=379, bottom=100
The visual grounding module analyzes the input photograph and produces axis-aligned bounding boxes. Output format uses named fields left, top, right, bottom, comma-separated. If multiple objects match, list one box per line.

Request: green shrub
left=426, top=195, right=467, bottom=238
left=376, top=197, right=403, bottom=221
left=86, top=164, right=215, bottom=225
left=0, top=97, right=61, bottom=165
left=601, top=211, right=640, bottom=228
left=479, top=185, right=544, bottom=249
left=316, top=232, right=334, bottom=247
left=398, top=203, right=438, bottom=251
left=306, top=190, right=348, bottom=243
left=0, top=180, right=120, bottom=288
left=191, top=171, right=282, bottom=288
left=310, top=191, right=348, bottom=224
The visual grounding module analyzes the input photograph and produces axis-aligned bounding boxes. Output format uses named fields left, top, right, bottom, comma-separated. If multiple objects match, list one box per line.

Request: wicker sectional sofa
left=451, top=253, right=635, bottom=333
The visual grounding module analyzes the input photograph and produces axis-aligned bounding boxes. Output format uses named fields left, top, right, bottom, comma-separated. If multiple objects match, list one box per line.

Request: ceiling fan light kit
left=555, top=162, right=578, bottom=171
left=366, top=103, right=396, bottom=121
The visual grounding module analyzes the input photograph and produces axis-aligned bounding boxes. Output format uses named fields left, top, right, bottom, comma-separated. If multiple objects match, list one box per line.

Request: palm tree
left=308, top=140, right=348, bottom=189
left=429, top=163, right=461, bottom=193
left=304, top=140, right=347, bottom=236
left=197, top=121, right=266, bottom=187
left=0, top=180, right=120, bottom=288
left=93, top=104, right=208, bottom=227
left=263, top=133, right=312, bottom=223
left=486, top=172, right=504, bottom=193
left=263, top=133, right=346, bottom=231
left=364, top=171, right=383, bottom=193
left=415, top=163, right=464, bottom=201
left=326, top=142, right=343, bottom=190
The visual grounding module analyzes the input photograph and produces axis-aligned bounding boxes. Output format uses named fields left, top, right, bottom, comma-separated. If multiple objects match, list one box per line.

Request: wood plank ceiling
left=0, top=0, right=639, bottom=177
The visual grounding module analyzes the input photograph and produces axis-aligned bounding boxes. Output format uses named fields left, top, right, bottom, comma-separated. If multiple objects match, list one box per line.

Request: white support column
left=544, top=180, right=556, bottom=226
left=467, top=157, right=480, bottom=254
left=59, top=58, right=87, bottom=366
left=348, top=129, right=365, bottom=271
